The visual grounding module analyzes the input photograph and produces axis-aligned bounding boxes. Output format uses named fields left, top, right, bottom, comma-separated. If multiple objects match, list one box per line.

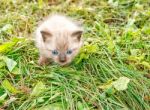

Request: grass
left=0, top=0, right=150, bottom=110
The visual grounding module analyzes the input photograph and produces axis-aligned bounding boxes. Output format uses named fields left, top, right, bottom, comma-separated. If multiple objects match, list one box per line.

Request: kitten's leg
left=38, top=56, right=49, bottom=65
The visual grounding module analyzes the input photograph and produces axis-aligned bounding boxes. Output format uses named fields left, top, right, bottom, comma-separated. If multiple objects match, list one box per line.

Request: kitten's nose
left=59, top=54, right=66, bottom=63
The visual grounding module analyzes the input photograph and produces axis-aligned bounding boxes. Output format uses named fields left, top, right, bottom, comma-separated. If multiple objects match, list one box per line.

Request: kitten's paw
left=38, top=56, right=49, bottom=66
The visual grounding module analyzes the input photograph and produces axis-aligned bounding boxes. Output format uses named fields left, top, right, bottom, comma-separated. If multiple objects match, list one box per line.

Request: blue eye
left=66, top=50, right=72, bottom=55
left=52, top=50, right=58, bottom=55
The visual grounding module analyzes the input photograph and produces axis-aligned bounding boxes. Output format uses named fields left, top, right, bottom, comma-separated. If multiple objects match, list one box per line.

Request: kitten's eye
left=66, top=50, right=72, bottom=55
left=52, top=50, right=59, bottom=55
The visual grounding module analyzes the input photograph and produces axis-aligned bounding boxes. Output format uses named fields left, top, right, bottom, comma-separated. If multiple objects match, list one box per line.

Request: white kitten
left=35, top=14, right=83, bottom=65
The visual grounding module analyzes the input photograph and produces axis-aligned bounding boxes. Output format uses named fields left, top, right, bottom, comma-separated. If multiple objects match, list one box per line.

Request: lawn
left=0, top=0, right=150, bottom=110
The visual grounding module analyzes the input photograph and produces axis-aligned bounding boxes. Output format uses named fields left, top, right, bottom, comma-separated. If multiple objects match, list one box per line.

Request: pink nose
left=59, top=54, right=66, bottom=63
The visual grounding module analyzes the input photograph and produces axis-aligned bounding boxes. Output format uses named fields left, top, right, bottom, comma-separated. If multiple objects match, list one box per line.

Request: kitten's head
left=41, top=29, right=83, bottom=65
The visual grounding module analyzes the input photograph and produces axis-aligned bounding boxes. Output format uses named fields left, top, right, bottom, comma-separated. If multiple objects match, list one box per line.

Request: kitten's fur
left=35, top=14, right=83, bottom=66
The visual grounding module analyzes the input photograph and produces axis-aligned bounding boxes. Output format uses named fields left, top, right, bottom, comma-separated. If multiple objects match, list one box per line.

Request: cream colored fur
left=35, top=14, right=83, bottom=65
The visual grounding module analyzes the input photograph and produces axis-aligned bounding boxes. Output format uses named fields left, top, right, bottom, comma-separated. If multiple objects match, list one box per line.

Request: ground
left=0, top=0, right=150, bottom=110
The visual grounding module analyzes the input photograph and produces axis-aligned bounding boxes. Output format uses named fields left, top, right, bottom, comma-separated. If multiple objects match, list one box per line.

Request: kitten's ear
left=71, top=30, right=83, bottom=41
left=41, top=30, right=52, bottom=42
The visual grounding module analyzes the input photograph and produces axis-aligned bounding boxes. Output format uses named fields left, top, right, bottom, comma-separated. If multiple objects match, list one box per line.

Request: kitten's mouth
left=57, top=60, right=71, bottom=66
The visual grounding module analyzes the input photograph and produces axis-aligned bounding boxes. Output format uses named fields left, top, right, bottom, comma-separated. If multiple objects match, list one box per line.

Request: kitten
left=35, top=14, right=83, bottom=66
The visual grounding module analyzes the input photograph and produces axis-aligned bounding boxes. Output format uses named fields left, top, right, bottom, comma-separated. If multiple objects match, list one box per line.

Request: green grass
left=0, top=0, right=150, bottom=110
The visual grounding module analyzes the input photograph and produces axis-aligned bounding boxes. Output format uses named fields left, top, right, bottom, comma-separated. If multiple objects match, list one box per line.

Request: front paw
left=38, top=56, right=49, bottom=66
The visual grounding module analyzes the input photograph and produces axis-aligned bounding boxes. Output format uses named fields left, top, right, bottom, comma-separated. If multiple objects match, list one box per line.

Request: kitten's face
left=41, top=30, right=83, bottom=65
